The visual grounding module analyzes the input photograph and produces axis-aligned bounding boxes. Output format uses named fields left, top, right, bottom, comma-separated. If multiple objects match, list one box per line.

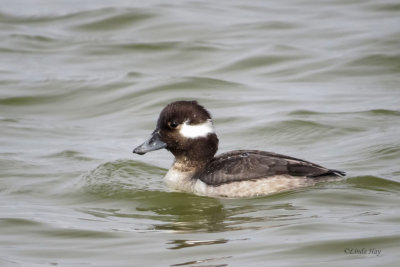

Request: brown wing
left=197, top=150, right=345, bottom=186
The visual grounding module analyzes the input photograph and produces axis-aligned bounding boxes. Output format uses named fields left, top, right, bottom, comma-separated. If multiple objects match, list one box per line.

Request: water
left=1, top=0, right=400, bottom=266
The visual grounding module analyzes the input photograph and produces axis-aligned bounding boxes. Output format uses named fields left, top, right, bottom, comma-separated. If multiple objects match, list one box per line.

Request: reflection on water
left=167, top=239, right=229, bottom=250
left=171, top=256, right=232, bottom=267
left=81, top=160, right=321, bottom=233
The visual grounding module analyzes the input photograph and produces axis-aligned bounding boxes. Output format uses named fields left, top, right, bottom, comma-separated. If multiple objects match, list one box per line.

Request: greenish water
left=1, top=0, right=400, bottom=266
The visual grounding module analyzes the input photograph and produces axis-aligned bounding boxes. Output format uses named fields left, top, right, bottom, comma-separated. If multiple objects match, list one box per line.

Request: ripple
left=346, top=176, right=400, bottom=193
left=0, top=95, right=63, bottom=106
left=105, top=76, right=246, bottom=112
left=345, top=54, right=400, bottom=75
left=0, top=7, right=154, bottom=25
left=251, top=119, right=362, bottom=145
left=167, top=238, right=228, bottom=250
left=43, top=150, right=94, bottom=162
left=215, top=54, right=305, bottom=73
left=171, top=255, right=232, bottom=266
left=72, top=8, right=156, bottom=32
left=288, top=109, right=400, bottom=117
left=0, top=34, right=64, bottom=54
left=370, top=145, right=400, bottom=160
left=0, top=10, right=72, bottom=24
left=81, top=160, right=166, bottom=198
left=369, top=3, right=400, bottom=12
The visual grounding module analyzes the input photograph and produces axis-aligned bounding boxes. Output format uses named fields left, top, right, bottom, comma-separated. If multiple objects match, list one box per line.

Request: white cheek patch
left=180, top=119, right=215, bottom=138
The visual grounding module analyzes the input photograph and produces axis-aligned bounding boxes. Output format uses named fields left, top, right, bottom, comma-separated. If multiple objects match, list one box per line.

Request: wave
left=81, top=160, right=166, bottom=198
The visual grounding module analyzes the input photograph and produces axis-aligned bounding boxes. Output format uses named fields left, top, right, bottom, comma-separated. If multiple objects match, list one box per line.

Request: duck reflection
left=135, top=191, right=303, bottom=233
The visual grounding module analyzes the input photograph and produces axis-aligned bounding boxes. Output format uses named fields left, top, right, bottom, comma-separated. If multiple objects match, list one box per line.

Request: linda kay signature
left=344, top=248, right=381, bottom=256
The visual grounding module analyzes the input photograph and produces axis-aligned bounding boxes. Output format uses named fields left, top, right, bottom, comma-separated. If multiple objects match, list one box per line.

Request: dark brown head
left=133, top=101, right=219, bottom=165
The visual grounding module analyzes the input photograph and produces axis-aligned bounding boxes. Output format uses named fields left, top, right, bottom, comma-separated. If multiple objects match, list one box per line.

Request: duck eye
left=169, top=121, right=179, bottom=129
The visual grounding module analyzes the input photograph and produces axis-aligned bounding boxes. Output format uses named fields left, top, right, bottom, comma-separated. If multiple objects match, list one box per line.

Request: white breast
left=164, top=167, right=196, bottom=192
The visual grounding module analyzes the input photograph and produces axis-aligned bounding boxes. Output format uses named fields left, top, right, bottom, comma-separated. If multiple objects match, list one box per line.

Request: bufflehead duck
left=133, top=100, right=345, bottom=198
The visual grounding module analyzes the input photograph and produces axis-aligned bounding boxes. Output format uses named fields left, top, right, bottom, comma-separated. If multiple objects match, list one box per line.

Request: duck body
left=133, top=100, right=345, bottom=198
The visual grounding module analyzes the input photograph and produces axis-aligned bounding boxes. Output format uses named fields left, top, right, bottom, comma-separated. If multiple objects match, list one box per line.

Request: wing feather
left=197, top=150, right=345, bottom=186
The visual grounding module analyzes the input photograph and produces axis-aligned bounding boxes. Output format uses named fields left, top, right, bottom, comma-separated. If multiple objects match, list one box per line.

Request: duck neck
left=173, top=155, right=209, bottom=173
left=171, top=133, right=219, bottom=173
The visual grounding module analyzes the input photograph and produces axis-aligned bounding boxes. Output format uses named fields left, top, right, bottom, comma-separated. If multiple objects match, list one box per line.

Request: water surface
left=1, top=0, right=400, bottom=266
